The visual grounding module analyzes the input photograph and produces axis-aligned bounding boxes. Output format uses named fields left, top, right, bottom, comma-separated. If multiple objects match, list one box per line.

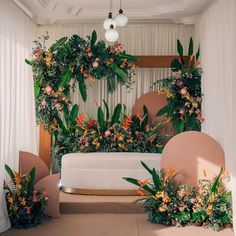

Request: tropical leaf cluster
left=26, top=31, right=137, bottom=130
left=4, top=165, right=48, bottom=229
left=153, top=38, right=203, bottom=134
left=51, top=103, right=164, bottom=170
left=124, top=164, right=232, bottom=231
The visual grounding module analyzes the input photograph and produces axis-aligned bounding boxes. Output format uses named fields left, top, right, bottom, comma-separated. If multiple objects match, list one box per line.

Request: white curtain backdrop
left=0, top=0, right=38, bottom=233
left=195, top=0, right=236, bottom=233
left=38, top=24, right=194, bottom=117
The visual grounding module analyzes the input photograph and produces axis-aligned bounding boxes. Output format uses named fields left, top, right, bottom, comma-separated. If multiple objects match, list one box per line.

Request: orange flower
left=137, top=179, right=149, bottom=187
left=136, top=112, right=142, bottom=120
left=122, top=117, right=133, bottom=128
left=77, top=113, right=85, bottom=125
left=88, top=118, right=95, bottom=128
left=136, top=189, right=145, bottom=196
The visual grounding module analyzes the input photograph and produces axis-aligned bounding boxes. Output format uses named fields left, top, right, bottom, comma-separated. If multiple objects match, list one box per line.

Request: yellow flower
left=206, top=209, right=212, bottom=215
left=207, top=204, right=213, bottom=210
left=7, top=197, right=14, bottom=204
left=155, top=191, right=164, bottom=199
left=159, top=204, right=167, bottom=212
left=21, top=198, right=26, bottom=206
left=118, top=143, right=125, bottom=149
left=209, top=194, right=215, bottom=203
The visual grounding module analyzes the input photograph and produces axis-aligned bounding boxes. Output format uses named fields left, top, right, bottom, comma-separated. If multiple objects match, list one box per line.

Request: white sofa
left=61, top=152, right=161, bottom=194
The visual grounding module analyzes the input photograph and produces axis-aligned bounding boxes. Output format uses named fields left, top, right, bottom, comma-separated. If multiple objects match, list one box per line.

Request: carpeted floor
left=2, top=214, right=233, bottom=236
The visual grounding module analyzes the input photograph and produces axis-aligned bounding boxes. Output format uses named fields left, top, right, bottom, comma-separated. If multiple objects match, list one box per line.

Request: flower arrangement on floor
left=51, top=102, right=164, bottom=169
left=123, top=162, right=232, bottom=231
left=26, top=31, right=137, bottom=130
left=4, top=165, right=48, bottom=229
left=153, top=38, right=203, bottom=133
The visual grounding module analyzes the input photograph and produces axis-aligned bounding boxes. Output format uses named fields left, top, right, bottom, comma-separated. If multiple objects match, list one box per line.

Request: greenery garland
left=153, top=38, right=203, bottom=134
left=26, top=31, right=137, bottom=130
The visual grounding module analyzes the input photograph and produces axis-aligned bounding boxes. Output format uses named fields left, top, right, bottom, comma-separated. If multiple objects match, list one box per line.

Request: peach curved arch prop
left=34, top=174, right=60, bottom=218
left=161, top=131, right=225, bottom=187
left=19, top=151, right=50, bottom=184
left=132, top=91, right=173, bottom=136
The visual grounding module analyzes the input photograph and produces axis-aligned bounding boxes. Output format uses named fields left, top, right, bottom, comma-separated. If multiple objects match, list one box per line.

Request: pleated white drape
left=195, top=0, right=236, bottom=233
left=37, top=24, right=194, bottom=117
left=0, top=0, right=38, bottom=232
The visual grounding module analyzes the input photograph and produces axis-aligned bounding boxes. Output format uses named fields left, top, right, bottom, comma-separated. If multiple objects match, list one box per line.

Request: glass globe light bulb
left=103, top=12, right=116, bottom=31
left=105, top=24, right=119, bottom=43
left=115, top=9, right=128, bottom=27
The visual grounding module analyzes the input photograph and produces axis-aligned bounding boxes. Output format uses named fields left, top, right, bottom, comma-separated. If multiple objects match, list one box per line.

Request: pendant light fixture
left=115, top=0, right=128, bottom=27
left=105, top=24, right=119, bottom=42
left=103, top=0, right=116, bottom=31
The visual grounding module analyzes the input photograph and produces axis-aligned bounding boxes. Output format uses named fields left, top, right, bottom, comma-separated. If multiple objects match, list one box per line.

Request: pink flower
left=41, top=99, right=47, bottom=107
left=25, top=206, right=31, bottom=214
left=55, top=103, right=63, bottom=110
left=45, top=85, right=53, bottom=94
left=174, top=72, right=180, bottom=80
left=44, top=197, right=49, bottom=201
left=176, top=81, right=183, bottom=87
left=179, top=109, right=185, bottom=115
left=177, top=189, right=186, bottom=198
left=195, top=109, right=201, bottom=114
left=104, top=130, right=111, bottom=136
left=33, top=196, right=39, bottom=202
left=87, top=52, right=92, bottom=58
left=85, top=142, right=89, bottom=147
left=179, top=87, right=187, bottom=95
left=83, top=71, right=89, bottom=77
left=92, top=61, right=99, bottom=68
left=196, top=97, right=202, bottom=103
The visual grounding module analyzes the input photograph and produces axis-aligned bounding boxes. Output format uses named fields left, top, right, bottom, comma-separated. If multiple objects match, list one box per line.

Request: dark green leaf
left=50, top=37, right=68, bottom=52
left=91, top=30, right=97, bottom=47
left=152, top=168, right=162, bottom=190
left=196, top=47, right=200, bottom=60
left=211, top=167, right=223, bottom=193
left=111, top=103, right=122, bottom=124
left=110, top=63, right=128, bottom=82
left=28, top=167, right=36, bottom=192
left=171, top=58, right=182, bottom=72
left=34, top=80, right=41, bottom=97
left=103, top=100, right=110, bottom=120
left=177, top=39, right=184, bottom=57
left=70, top=104, right=79, bottom=122
left=25, top=59, right=32, bottom=65
left=119, top=52, right=138, bottom=61
left=59, top=70, right=72, bottom=88
left=5, top=164, right=15, bottom=182
left=188, top=37, right=193, bottom=57
left=97, top=106, right=105, bottom=130
left=141, top=161, right=153, bottom=175
left=78, top=79, right=87, bottom=102
left=156, top=106, right=167, bottom=117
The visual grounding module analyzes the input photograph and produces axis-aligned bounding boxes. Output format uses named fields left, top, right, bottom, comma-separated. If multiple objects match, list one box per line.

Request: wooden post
left=39, top=124, right=51, bottom=169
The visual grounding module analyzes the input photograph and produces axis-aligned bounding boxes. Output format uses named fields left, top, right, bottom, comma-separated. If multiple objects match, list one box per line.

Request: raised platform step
left=60, top=192, right=144, bottom=214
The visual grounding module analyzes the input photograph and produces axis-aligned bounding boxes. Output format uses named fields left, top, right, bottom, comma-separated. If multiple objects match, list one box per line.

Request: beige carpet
left=2, top=214, right=233, bottom=236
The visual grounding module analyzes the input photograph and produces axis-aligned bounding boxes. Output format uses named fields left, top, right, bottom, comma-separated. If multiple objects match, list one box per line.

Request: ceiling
left=13, top=0, right=214, bottom=25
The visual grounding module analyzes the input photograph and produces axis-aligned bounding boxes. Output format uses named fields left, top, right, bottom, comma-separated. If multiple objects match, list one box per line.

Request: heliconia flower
left=45, top=85, right=53, bottom=94
left=137, top=179, right=149, bottom=187
left=104, top=130, right=111, bottom=137
left=77, top=113, right=85, bottom=125
left=92, top=61, right=99, bottom=68
left=136, top=189, right=145, bottom=196
left=122, top=117, right=132, bottom=128
left=179, top=87, right=187, bottom=95
left=83, top=71, right=89, bottom=77
left=88, top=118, right=95, bottom=128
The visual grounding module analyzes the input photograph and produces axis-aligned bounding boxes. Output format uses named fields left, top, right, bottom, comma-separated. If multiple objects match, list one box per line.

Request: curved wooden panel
left=19, top=151, right=50, bottom=183
left=161, top=131, right=225, bottom=187
left=34, top=174, right=60, bottom=218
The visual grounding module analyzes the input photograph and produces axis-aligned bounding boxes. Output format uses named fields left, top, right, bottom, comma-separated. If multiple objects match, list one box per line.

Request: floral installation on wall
left=153, top=38, right=203, bottom=134
left=51, top=102, right=165, bottom=169
left=4, top=165, right=48, bottom=229
left=26, top=31, right=137, bottom=130
left=124, top=163, right=232, bottom=231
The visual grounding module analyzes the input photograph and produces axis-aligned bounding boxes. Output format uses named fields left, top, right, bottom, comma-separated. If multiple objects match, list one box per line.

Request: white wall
left=0, top=0, right=38, bottom=232
left=195, top=0, right=236, bottom=233
left=37, top=24, right=194, bottom=117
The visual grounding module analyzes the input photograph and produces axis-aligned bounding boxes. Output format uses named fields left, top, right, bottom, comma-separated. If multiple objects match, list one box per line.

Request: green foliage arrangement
left=26, top=31, right=137, bottom=130
left=124, top=163, right=232, bottom=231
left=153, top=38, right=203, bottom=134
left=51, top=103, right=164, bottom=169
left=4, top=165, right=48, bottom=229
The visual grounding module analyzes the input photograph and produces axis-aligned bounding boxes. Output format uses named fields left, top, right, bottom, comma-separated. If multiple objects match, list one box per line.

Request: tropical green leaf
left=97, top=106, right=105, bottom=130
left=28, top=167, right=36, bottom=192
left=177, top=39, right=184, bottom=58
left=25, top=58, right=32, bottom=65
left=50, top=37, right=68, bottom=52
left=63, top=105, right=70, bottom=126
left=152, top=168, right=162, bottom=190
left=196, top=47, right=200, bottom=60
left=70, top=104, right=79, bottom=122
left=119, top=52, right=138, bottom=61
left=5, top=164, right=15, bottom=182
left=171, top=58, right=182, bottom=72
left=103, top=100, right=110, bottom=120
left=211, top=167, right=223, bottom=193
left=110, top=63, right=128, bottom=82
left=91, top=30, right=97, bottom=47
left=56, top=115, right=68, bottom=134
left=34, top=80, right=41, bottom=97
left=156, top=106, right=167, bottom=117
left=59, top=70, right=72, bottom=88
left=141, top=161, right=153, bottom=175
left=78, top=79, right=87, bottom=102
left=188, top=37, right=193, bottom=57
left=111, top=103, right=122, bottom=124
